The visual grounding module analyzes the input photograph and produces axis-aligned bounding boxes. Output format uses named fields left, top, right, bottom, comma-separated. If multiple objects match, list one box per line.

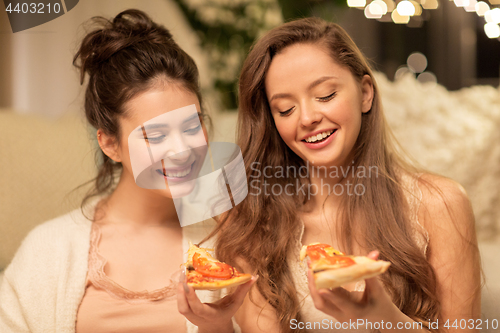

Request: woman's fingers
left=184, top=284, right=209, bottom=316
left=364, top=276, right=384, bottom=298
left=318, top=288, right=357, bottom=312
left=179, top=274, right=258, bottom=322
left=177, top=282, right=192, bottom=316
left=305, top=251, right=390, bottom=322
left=307, top=268, right=341, bottom=315
left=215, top=275, right=258, bottom=310
left=367, top=250, right=379, bottom=260
left=177, top=267, right=206, bottom=319
left=307, top=268, right=321, bottom=302
left=227, top=276, right=258, bottom=307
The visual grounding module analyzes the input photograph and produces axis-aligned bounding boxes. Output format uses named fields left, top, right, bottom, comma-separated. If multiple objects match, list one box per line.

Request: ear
left=97, top=129, right=122, bottom=162
left=360, top=75, right=374, bottom=114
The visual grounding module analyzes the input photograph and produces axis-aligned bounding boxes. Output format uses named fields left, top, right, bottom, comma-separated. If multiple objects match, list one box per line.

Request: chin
left=297, top=150, right=344, bottom=168
left=167, top=179, right=197, bottom=199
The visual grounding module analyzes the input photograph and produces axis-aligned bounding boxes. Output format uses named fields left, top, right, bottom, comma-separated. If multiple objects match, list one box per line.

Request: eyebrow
left=136, top=123, right=168, bottom=132
left=308, top=76, right=338, bottom=90
left=268, top=76, right=338, bottom=102
left=183, top=112, right=201, bottom=123
left=135, top=112, right=202, bottom=132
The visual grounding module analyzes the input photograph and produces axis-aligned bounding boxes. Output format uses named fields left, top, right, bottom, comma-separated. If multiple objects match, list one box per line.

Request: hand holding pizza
left=304, top=244, right=401, bottom=324
left=177, top=244, right=257, bottom=333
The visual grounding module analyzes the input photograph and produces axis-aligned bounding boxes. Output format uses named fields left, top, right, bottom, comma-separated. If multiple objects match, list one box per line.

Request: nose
left=165, top=133, right=190, bottom=163
left=299, top=101, right=322, bottom=127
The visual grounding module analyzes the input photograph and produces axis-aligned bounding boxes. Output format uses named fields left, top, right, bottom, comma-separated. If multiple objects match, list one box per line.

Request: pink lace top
left=75, top=223, right=184, bottom=333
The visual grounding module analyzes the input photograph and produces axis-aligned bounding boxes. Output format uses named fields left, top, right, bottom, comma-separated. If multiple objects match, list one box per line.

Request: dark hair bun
left=74, top=9, right=204, bottom=214
left=74, top=9, right=174, bottom=83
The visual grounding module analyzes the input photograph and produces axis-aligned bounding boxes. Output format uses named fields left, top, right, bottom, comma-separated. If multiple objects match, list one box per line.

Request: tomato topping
left=306, top=244, right=355, bottom=267
left=192, top=252, right=234, bottom=279
left=306, top=244, right=331, bottom=261
left=307, top=243, right=331, bottom=251
left=325, top=255, right=355, bottom=267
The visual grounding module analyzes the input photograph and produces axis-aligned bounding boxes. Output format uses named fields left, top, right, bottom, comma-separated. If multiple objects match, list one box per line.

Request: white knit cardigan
left=0, top=208, right=238, bottom=333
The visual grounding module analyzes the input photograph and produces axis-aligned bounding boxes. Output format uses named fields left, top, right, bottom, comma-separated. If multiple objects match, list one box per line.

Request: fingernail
left=179, top=267, right=189, bottom=294
left=179, top=267, right=186, bottom=283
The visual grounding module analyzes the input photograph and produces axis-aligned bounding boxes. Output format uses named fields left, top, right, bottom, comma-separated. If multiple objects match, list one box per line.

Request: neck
left=98, top=172, right=180, bottom=227
left=304, top=158, right=359, bottom=212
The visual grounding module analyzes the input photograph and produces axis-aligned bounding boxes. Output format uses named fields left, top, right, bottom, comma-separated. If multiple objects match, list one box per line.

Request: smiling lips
left=303, top=129, right=336, bottom=143
left=156, top=162, right=193, bottom=179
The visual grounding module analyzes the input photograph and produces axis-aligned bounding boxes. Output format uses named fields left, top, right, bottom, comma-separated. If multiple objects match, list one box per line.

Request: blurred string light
left=350, top=0, right=500, bottom=40
left=395, top=52, right=438, bottom=87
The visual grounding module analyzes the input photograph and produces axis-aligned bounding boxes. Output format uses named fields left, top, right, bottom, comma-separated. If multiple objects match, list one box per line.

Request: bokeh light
left=397, top=0, right=416, bottom=15
left=421, top=0, right=439, bottom=9
left=348, top=0, right=367, bottom=8
left=464, top=0, right=478, bottom=12
left=394, top=65, right=414, bottom=80
left=346, top=0, right=498, bottom=41
left=484, top=22, right=500, bottom=38
left=454, top=0, right=470, bottom=7
left=417, top=72, right=438, bottom=86
left=409, top=0, right=423, bottom=15
left=484, top=8, right=500, bottom=24
left=373, top=0, right=389, bottom=14
left=475, top=1, right=490, bottom=15
left=407, top=52, right=428, bottom=73
left=391, top=8, right=411, bottom=23
left=365, top=2, right=384, bottom=18
left=382, top=0, right=396, bottom=12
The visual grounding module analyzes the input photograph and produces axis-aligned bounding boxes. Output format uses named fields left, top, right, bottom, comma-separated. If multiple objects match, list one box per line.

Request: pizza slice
left=184, top=243, right=252, bottom=290
left=300, top=242, right=391, bottom=290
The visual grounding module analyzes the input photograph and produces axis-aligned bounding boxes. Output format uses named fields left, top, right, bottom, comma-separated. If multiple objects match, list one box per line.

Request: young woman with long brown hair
left=0, top=9, right=255, bottom=333
left=210, top=18, right=481, bottom=332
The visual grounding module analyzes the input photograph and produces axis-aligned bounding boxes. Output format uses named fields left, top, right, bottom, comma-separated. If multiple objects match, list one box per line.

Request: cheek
left=127, top=139, right=153, bottom=177
left=187, top=130, right=208, bottom=148
left=274, top=117, right=296, bottom=144
left=333, top=97, right=362, bottom=128
left=202, top=126, right=209, bottom=143
left=338, top=100, right=363, bottom=142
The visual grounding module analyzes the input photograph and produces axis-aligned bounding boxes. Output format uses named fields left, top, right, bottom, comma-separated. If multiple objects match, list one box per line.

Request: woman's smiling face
left=117, top=82, right=208, bottom=198
left=265, top=42, right=374, bottom=168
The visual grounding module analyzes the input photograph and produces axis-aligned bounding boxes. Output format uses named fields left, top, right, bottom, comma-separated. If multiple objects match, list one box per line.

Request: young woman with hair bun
left=0, top=9, right=254, bottom=333
left=209, top=18, right=481, bottom=333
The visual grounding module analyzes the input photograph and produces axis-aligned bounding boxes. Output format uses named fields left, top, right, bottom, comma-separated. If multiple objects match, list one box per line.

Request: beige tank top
left=75, top=223, right=183, bottom=333
left=288, top=174, right=429, bottom=332
left=76, top=219, right=233, bottom=333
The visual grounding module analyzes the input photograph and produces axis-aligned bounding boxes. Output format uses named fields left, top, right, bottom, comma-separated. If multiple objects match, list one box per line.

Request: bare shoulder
left=416, top=173, right=476, bottom=244
left=418, top=173, right=469, bottom=206
left=415, top=176, right=481, bottom=321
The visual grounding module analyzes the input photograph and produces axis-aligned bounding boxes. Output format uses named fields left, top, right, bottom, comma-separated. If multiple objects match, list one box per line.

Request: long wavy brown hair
left=207, top=18, right=446, bottom=332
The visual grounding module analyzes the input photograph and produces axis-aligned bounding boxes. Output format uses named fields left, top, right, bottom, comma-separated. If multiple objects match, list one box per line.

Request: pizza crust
left=313, top=256, right=391, bottom=289
left=187, top=273, right=252, bottom=290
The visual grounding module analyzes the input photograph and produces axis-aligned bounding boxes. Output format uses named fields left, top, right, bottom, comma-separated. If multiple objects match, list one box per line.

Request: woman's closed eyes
left=317, top=91, right=336, bottom=102
left=143, top=124, right=202, bottom=144
left=276, top=91, right=337, bottom=117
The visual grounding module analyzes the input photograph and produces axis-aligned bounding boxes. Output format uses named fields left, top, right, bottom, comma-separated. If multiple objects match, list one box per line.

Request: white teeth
left=165, top=164, right=192, bottom=178
left=305, top=130, right=334, bottom=143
